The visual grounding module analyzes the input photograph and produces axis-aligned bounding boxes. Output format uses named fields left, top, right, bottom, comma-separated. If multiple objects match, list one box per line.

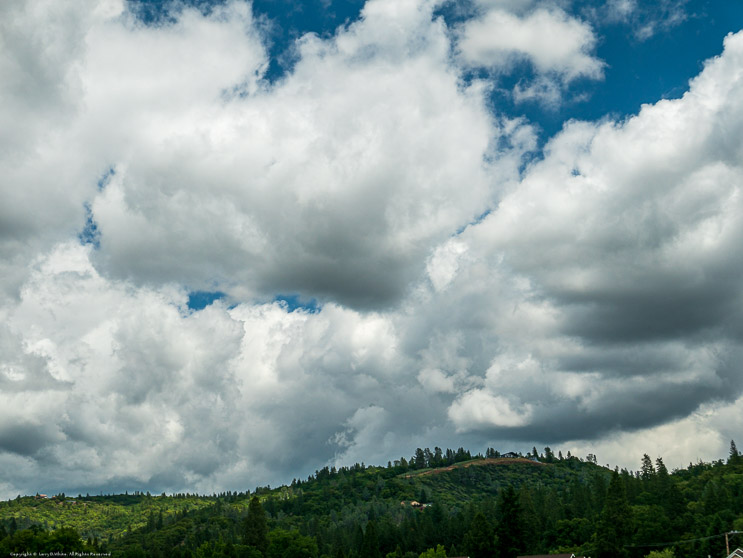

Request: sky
left=2, top=0, right=743, bottom=499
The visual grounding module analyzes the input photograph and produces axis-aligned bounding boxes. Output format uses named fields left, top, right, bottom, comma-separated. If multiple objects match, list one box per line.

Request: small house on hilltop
left=502, top=451, right=519, bottom=458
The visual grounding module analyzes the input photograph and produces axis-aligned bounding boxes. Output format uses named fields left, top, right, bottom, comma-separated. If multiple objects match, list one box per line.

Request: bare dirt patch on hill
left=400, top=457, right=545, bottom=478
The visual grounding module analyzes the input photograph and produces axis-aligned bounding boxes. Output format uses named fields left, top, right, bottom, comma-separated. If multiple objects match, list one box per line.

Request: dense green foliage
left=3, top=444, right=743, bottom=558
left=0, top=491, right=218, bottom=541
left=0, top=524, right=100, bottom=556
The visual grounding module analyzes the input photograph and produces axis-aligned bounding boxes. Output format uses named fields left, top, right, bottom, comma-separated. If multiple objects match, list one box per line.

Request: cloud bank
left=1, top=0, right=743, bottom=497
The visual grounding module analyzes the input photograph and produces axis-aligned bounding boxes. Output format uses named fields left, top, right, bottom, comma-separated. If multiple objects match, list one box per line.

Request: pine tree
left=352, top=523, right=365, bottom=556
left=730, top=440, right=740, bottom=464
left=433, top=447, right=443, bottom=466
left=243, top=496, right=268, bottom=555
left=496, top=486, right=526, bottom=558
left=359, top=520, right=381, bottom=558
left=414, top=448, right=426, bottom=469
left=702, top=514, right=726, bottom=558
left=640, top=454, right=655, bottom=481
left=519, top=487, right=540, bottom=553
left=595, top=472, right=633, bottom=558
left=424, top=448, right=433, bottom=467
left=464, top=512, right=495, bottom=558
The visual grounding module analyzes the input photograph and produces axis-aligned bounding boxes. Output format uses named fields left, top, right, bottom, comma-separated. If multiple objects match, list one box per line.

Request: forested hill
left=2, top=444, right=743, bottom=558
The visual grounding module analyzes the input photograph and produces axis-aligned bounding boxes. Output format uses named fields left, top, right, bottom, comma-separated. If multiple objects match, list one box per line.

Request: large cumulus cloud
left=443, top=30, right=743, bottom=444
left=2, top=0, right=743, bottom=498
left=82, top=0, right=521, bottom=308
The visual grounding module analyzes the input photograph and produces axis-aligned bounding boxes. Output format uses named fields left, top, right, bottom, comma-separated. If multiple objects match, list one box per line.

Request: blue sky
left=131, top=0, right=743, bottom=138
left=2, top=0, right=743, bottom=498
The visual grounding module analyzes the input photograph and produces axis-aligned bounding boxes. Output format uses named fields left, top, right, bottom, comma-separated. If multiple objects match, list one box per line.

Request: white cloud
left=512, top=75, right=563, bottom=107
left=565, top=397, right=738, bottom=471
left=75, top=0, right=506, bottom=309
left=1, top=241, right=423, bottom=495
left=2, top=0, right=743, bottom=497
left=586, top=0, right=688, bottom=41
left=436, top=29, right=743, bottom=455
left=449, top=390, right=534, bottom=429
left=427, top=239, right=469, bottom=292
left=457, top=7, right=604, bottom=81
left=605, top=0, right=636, bottom=23
left=0, top=0, right=266, bottom=303
left=330, top=405, right=394, bottom=467
left=418, top=368, right=457, bottom=394
left=633, top=0, right=688, bottom=41
left=477, top=31, right=743, bottom=309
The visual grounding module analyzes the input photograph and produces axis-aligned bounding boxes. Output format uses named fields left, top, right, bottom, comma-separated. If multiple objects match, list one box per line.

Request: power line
left=625, top=531, right=742, bottom=549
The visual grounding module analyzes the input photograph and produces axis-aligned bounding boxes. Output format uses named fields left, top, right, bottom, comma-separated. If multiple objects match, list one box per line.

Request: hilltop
left=399, top=457, right=545, bottom=478
left=2, top=445, right=743, bottom=558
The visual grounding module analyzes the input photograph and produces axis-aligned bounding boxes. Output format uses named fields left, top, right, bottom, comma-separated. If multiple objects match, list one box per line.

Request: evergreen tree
left=352, top=524, right=365, bottom=556
left=595, top=472, right=633, bottom=558
left=463, top=512, right=495, bottom=558
left=654, top=457, right=674, bottom=506
left=591, top=472, right=609, bottom=515
left=243, top=496, right=269, bottom=555
left=496, top=486, right=526, bottom=558
left=433, top=447, right=443, bottom=467
left=267, top=529, right=319, bottom=558
left=359, top=521, right=381, bottom=558
left=640, top=454, right=655, bottom=481
left=701, top=514, right=726, bottom=558
left=730, top=440, right=740, bottom=464
left=424, top=448, right=433, bottom=468
left=414, top=449, right=426, bottom=470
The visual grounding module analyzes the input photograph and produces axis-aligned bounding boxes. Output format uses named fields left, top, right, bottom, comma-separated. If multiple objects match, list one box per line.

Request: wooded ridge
left=2, top=444, right=743, bottom=558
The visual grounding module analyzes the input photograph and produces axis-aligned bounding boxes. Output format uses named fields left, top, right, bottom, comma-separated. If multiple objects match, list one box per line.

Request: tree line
left=3, top=442, right=743, bottom=558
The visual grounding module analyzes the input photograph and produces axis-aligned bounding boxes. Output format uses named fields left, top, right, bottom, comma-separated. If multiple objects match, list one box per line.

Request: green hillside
left=2, top=446, right=743, bottom=558
left=0, top=492, right=221, bottom=541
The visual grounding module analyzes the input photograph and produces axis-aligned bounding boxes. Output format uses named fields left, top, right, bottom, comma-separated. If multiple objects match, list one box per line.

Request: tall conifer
left=243, top=496, right=269, bottom=555
left=595, top=472, right=633, bottom=558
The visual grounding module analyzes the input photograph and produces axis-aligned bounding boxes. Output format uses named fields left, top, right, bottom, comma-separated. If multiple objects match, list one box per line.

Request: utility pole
left=726, top=531, right=742, bottom=556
